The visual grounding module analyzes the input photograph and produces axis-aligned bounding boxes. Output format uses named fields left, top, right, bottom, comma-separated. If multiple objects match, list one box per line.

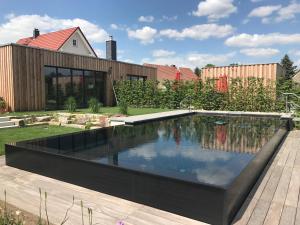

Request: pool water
left=24, top=115, right=283, bottom=187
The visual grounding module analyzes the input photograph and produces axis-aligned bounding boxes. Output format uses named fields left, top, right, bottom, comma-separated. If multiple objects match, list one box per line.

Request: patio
left=0, top=130, right=299, bottom=225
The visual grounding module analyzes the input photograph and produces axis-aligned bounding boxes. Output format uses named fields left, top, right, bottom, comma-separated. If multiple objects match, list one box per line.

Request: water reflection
left=23, top=115, right=282, bottom=186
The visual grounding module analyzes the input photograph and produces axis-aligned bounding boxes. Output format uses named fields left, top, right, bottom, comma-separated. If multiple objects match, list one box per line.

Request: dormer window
left=73, top=39, right=77, bottom=47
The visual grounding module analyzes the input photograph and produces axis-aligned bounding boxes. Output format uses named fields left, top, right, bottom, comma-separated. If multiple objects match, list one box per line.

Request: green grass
left=0, top=125, right=80, bottom=155
left=5, top=107, right=170, bottom=117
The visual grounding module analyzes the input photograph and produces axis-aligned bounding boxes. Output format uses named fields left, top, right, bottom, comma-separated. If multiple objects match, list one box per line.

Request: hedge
left=115, top=78, right=281, bottom=112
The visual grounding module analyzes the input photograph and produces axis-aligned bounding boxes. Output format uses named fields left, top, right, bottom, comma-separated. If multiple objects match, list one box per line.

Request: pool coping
left=110, top=110, right=293, bottom=125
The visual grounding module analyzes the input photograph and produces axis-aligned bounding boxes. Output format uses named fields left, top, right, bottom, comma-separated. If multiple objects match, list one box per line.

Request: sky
left=0, top=0, right=300, bottom=69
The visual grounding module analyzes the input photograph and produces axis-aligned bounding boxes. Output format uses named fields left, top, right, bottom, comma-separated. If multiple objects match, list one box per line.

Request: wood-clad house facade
left=201, top=63, right=285, bottom=85
left=0, top=44, right=156, bottom=111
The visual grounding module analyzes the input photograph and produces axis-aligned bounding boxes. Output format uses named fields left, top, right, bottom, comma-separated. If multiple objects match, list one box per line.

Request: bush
left=65, top=96, right=77, bottom=113
left=115, top=78, right=281, bottom=112
left=0, top=97, right=6, bottom=113
left=119, top=100, right=128, bottom=115
left=88, top=98, right=103, bottom=113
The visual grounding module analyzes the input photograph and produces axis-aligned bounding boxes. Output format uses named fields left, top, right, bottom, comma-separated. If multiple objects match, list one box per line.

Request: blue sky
left=0, top=0, right=300, bottom=69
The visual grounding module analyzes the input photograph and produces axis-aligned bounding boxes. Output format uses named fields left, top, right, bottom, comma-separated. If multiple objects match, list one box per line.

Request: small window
left=72, top=39, right=77, bottom=46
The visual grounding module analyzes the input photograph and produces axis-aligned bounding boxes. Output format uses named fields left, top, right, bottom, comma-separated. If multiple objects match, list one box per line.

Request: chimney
left=33, top=28, right=40, bottom=38
left=106, top=35, right=117, bottom=61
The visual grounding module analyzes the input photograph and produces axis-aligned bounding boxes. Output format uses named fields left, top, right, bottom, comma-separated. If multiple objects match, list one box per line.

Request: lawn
left=0, top=125, right=80, bottom=155
left=6, top=107, right=170, bottom=117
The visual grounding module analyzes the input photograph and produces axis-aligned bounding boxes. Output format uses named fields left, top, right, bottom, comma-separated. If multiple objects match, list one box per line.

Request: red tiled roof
left=16, top=27, right=78, bottom=51
left=144, top=63, right=198, bottom=81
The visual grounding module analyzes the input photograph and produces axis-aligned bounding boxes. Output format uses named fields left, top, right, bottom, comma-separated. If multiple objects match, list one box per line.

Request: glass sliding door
left=72, top=69, right=84, bottom=107
left=57, top=68, right=72, bottom=109
left=84, top=70, right=96, bottom=105
left=95, top=71, right=106, bottom=104
left=44, top=66, right=57, bottom=110
left=44, top=66, right=106, bottom=110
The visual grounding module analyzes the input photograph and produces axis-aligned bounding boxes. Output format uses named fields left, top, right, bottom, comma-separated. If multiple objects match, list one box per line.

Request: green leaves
left=115, top=78, right=279, bottom=112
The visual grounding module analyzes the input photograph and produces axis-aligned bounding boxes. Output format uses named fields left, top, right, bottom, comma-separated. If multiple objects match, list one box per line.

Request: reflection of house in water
left=201, top=123, right=273, bottom=154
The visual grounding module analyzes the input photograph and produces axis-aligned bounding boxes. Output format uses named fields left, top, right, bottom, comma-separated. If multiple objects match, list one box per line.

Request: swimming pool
left=5, top=113, right=290, bottom=225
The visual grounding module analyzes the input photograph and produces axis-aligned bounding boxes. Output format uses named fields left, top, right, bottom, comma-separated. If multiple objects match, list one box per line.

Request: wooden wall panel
left=0, top=46, right=14, bottom=111
left=202, top=63, right=284, bottom=86
left=1, top=44, right=156, bottom=111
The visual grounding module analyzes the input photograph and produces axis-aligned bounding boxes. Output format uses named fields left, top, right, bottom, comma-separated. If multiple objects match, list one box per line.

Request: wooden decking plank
left=247, top=199, right=270, bottom=225
left=295, top=208, right=300, bottom=225
left=263, top=202, right=284, bottom=225
left=260, top=166, right=284, bottom=202
left=277, top=140, right=293, bottom=166
left=279, top=205, right=296, bottom=225
left=285, top=167, right=300, bottom=208
left=273, top=166, right=293, bottom=204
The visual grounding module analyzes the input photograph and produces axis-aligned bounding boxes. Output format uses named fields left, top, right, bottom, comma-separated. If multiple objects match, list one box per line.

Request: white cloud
left=127, top=26, right=157, bottom=44
left=248, top=5, right=281, bottom=17
left=138, top=16, right=155, bottom=23
left=152, top=49, right=176, bottom=58
left=192, top=0, right=237, bottom=21
left=276, top=2, right=300, bottom=22
left=94, top=48, right=104, bottom=58
left=144, top=51, right=235, bottom=68
left=251, top=0, right=264, bottom=2
left=225, top=33, right=300, bottom=47
left=110, top=23, right=127, bottom=31
left=240, top=48, right=280, bottom=57
left=160, top=24, right=234, bottom=40
left=0, top=14, right=108, bottom=44
left=161, top=15, right=178, bottom=22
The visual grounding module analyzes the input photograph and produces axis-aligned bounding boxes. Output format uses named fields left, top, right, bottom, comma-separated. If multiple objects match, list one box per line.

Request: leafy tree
left=229, top=63, right=239, bottom=66
left=205, top=64, right=215, bottom=68
left=280, top=54, right=297, bottom=79
left=194, top=67, right=201, bottom=77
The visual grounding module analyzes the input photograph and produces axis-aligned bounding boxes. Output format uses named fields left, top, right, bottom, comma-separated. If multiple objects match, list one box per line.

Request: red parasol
left=175, top=71, right=181, bottom=81
left=216, top=74, right=228, bottom=93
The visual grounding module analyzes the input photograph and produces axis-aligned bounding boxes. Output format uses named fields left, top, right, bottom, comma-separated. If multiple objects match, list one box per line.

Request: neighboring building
left=0, top=28, right=156, bottom=111
left=292, top=70, right=300, bottom=84
left=202, top=63, right=285, bottom=85
left=17, top=27, right=97, bottom=57
left=144, top=63, right=198, bottom=87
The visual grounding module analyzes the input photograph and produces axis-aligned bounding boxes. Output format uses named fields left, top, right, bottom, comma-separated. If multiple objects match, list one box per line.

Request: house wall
left=60, top=31, right=96, bottom=57
left=0, top=44, right=156, bottom=111
left=0, top=45, right=14, bottom=111
left=201, top=63, right=285, bottom=85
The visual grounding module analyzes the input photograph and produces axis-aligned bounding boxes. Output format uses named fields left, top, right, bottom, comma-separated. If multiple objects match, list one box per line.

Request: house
left=17, top=27, right=97, bottom=57
left=143, top=63, right=198, bottom=87
left=201, top=63, right=285, bottom=86
left=292, top=70, right=300, bottom=84
left=0, top=28, right=156, bottom=111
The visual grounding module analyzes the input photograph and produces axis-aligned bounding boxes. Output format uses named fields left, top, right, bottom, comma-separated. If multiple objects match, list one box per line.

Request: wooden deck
left=0, top=130, right=299, bottom=225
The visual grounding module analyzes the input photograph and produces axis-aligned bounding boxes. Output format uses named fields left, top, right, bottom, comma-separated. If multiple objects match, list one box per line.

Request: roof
left=16, top=27, right=97, bottom=55
left=144, top=63, right=198, bottom=81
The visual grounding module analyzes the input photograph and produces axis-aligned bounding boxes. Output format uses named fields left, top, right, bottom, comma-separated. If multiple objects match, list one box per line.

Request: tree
left=205, top=64, right=215, bottom=68
left=229, top=63, right=239, bottom=66
left=280, top=54, right=297, bottom=79
left=194, top=67, right=201, bottom=77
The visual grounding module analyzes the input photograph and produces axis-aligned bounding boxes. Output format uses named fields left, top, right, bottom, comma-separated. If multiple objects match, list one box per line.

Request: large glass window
left=72, top=69, right=84, bottom=107
left=127, top=75, right=147, bottom=81
left=57, top=68, right=72, bottom=109
left=45, top=67, right=57, bottom=110
left=95, top=71, right=106, bottom=104
left=44, top=66, right=106, bottom=110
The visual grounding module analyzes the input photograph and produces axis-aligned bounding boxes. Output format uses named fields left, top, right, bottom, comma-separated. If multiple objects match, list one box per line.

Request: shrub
left=65, top=97, right=77, bottom=113
left=88, top=98, right=103, bottom=113
left=0, top=97, right=6, bottom=113
left=119, top=100, right=128, bottom=115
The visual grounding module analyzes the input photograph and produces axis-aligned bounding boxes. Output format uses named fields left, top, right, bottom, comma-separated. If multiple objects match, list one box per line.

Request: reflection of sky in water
left=97, top=131, right=254, bottom=187
left=35, top=115, right=279, bottom=187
